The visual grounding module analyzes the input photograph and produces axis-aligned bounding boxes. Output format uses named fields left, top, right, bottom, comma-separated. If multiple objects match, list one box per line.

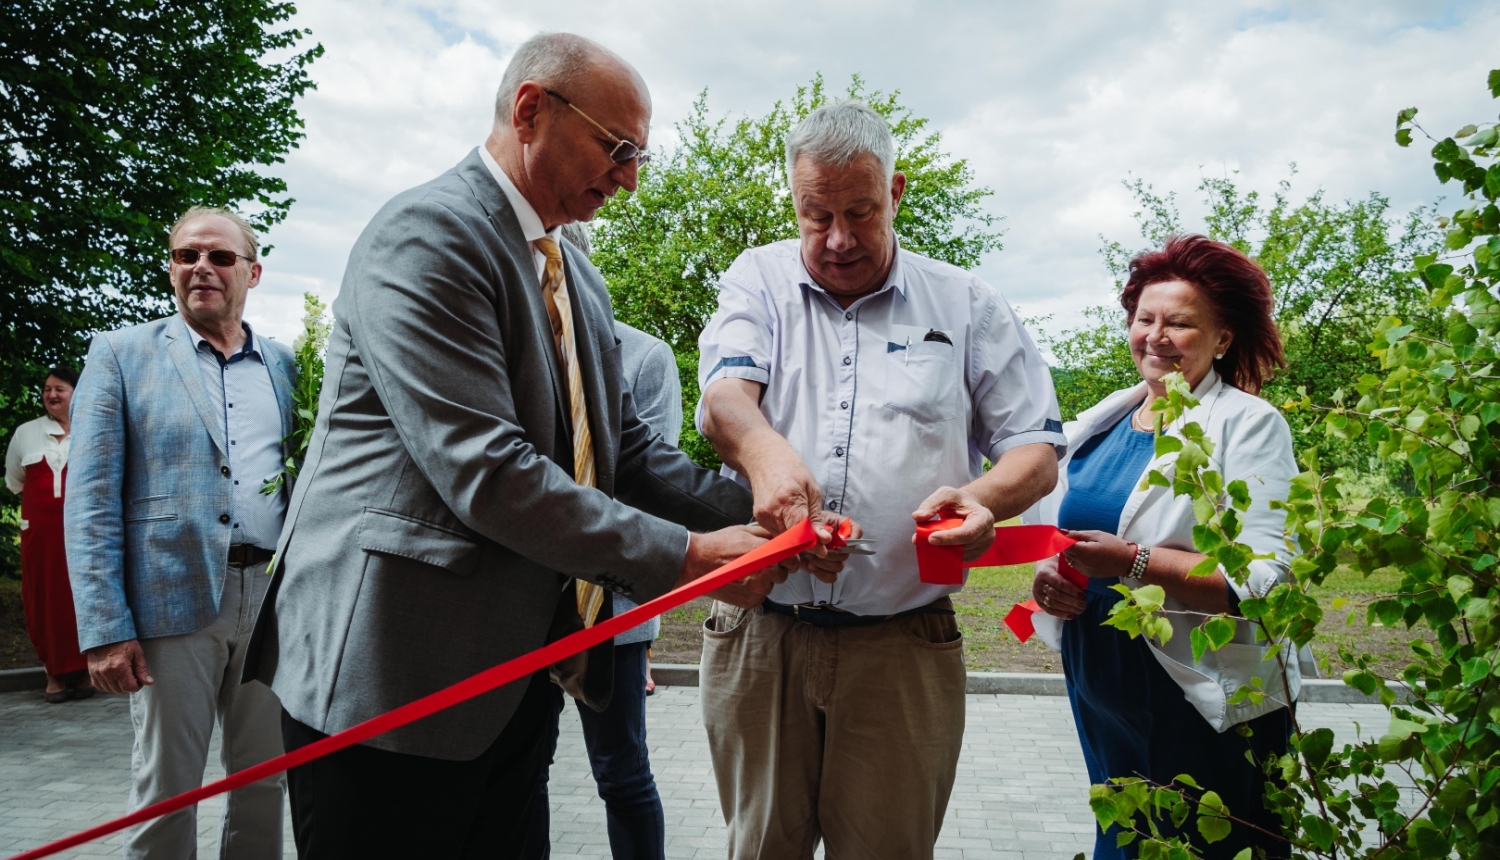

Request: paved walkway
left=0, top=687, right=1386, bottom=859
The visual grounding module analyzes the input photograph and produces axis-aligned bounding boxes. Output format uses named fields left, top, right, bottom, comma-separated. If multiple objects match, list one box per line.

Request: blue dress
left=1058, top=412, right=1291, bottom=860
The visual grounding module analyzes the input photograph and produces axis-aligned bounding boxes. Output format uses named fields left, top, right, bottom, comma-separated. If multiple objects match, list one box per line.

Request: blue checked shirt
left=698, top=239, right=1066, bottom=615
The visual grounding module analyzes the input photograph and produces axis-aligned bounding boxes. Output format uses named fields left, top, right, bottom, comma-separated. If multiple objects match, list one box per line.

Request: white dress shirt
left=182, top=317, right=287, bottom=549
left=478, top=145, right=561, bottom=278
left=5, top=414, right=69, bottom=498
left=699, top=239, right=1067, bottom=615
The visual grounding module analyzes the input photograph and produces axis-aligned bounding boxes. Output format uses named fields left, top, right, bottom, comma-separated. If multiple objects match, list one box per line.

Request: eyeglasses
left=544, top=89, right=652, bottom=167
left=170, top=248, right=254, bottom=267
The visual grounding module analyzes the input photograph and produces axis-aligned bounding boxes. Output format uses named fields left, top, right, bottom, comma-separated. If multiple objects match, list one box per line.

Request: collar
left=38, top=415, right=66, bottom=438
left=180, top=315, right=258, bottom=364
left=478, top=145, right=560, bottom=246
left=795, top=234, right=909, bottom=303
left=1070, top=368, right=1225, bottom=445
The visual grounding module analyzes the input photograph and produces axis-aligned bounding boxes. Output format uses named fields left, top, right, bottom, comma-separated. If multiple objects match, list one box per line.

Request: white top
left=5, top=415, right=69, bottom=498
left=699, top=239, right=1066, bottom=615
left=478, top=145, right=561, bottom=278
left=181, top=317, right=288, bottom=550
left=1024, top=370, right=1315, bottom=731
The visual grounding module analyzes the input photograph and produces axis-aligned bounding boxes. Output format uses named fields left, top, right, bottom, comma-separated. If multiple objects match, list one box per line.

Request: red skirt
left=20, top=460, right=86, bottom=676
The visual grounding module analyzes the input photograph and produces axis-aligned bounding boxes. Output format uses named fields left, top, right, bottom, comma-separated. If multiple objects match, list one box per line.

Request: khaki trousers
left=127, top=560, right=285, bottom=860
left=700, top=600, right=967, bottom=860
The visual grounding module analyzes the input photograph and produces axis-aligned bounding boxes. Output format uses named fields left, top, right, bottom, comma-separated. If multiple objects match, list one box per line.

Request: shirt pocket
left=883, top=325, right=959, bottom=423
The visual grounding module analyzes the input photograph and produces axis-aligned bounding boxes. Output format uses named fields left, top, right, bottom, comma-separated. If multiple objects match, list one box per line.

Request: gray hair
left=494, top=33, right=597, bottom=127
left=784, top=100, right=896, bottom=182
left=560, top=222, right=592, bottom=257
left=168, top=206, right=259, bottom=260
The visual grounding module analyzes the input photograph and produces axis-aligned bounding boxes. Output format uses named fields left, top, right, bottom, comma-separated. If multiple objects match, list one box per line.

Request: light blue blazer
left=65, top=315, right=295, bottom=651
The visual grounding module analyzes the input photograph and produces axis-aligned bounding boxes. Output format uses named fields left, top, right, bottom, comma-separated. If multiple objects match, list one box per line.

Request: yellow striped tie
left=535, top=237, right=605, bottom=628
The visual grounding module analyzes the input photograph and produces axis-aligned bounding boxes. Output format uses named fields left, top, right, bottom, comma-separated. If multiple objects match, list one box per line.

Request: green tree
left=0, top=0, right=322, bottom=444
left=591, top=75, right=1004, bottom=466
left=1043, top=174, right=1442, bottom=478
left=1092, top=70, right=1500, bottom=860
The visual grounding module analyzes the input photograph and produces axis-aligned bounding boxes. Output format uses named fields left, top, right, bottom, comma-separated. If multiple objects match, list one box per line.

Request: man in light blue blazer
left=66, top=206, right=296, bottom=860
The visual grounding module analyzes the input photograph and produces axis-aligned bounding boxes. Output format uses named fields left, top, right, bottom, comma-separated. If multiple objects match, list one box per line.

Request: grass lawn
left=0, top=562, right=1435, bottom=679
left=653, top=562, right=1436, bottom=679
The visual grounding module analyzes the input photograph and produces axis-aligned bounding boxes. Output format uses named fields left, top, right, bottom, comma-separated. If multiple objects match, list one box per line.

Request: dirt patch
left=0, top=578, right=36, bottom=671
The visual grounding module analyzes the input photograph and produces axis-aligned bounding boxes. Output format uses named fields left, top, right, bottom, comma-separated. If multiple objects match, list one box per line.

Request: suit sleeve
left=345, top=199, right=701, bottom=600
left=1219, top=405, right=1297, bottom=603
left=64, top=335, right=137, bottom=650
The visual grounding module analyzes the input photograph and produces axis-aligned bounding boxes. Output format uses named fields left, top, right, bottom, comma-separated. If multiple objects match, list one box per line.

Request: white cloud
left=249, top=0, right=1499, bottom=347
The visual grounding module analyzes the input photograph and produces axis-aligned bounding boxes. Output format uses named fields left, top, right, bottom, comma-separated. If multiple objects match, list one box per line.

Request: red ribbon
left=7, top=520, right=820, bottom=860
left=914, top=519, right=1081, bottom=643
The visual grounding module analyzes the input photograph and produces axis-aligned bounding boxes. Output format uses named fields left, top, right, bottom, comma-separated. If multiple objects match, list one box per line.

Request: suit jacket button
left=221, top=465, right=231, bottom=477
left=219, top=513, right=231, bottom=524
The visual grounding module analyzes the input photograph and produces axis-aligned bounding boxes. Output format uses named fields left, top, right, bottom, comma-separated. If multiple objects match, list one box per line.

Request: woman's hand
left=1061, top=529, right=1138, bottom=579
left=1032, top=555, right=1086, bottom=619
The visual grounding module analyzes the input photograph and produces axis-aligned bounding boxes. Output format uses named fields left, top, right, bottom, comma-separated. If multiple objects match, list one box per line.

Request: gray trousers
left=126, top=560, right=285, bottom=860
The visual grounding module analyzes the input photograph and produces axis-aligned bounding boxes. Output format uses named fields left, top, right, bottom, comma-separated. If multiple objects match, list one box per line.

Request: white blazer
left=1025, top=369, right=1312, bottom=731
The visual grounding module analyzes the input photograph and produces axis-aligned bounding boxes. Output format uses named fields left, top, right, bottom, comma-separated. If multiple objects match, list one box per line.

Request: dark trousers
left=281, top=670, right=556, bottom=859
left=522, top=641, right=665, bottom=860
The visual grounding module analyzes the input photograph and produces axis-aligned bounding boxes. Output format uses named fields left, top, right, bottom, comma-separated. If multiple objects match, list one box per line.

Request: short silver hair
left=560, top=222, right=592, bottom=257
left=784, top=100, right=896, bottom=183
left=494, top=33, right=596, bottom=128
left=169, top=206, right=259, bottom=260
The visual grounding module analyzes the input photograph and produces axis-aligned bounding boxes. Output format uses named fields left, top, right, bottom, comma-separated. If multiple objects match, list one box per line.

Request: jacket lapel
left=164, top=322, right=230, bottom=456
left=261, top=339, right=297, bottom=442
left=456, top=150, right=571, bottom=425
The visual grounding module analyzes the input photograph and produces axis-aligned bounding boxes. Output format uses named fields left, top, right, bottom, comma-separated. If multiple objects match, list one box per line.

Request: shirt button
left=840, top=401, right=849, bottom=409
left=842, top=356, right=851, bottom=366
left=219, top=514, right=231, bottom=525
left=845, top=312, right=853, bottom=321
left=834, top=447, right=844, bottom=457
left=221, top=465, right=230, bottom=477
left=828, top=500, right=840, bottom=511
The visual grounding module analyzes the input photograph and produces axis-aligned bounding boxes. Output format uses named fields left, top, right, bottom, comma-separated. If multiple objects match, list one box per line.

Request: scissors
left=828, top=518, right=877, bottom=555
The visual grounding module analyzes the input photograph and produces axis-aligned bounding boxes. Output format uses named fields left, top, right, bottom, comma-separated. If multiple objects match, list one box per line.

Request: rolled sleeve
left=969, top=291, right=1068, bottom=462
left=1218, top=407, right=1298, bottom=604
left=698, top=275, right=773, bottom=393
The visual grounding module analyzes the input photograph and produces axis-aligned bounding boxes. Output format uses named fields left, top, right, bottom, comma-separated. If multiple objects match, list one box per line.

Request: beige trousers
left=127, top=560, right=285, bottom=860
left=700, top=600, right=967, bottom=860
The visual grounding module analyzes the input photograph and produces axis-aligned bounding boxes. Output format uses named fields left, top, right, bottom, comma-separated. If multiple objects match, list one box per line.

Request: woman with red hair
left=1026, top=235, right=1304, bottom=859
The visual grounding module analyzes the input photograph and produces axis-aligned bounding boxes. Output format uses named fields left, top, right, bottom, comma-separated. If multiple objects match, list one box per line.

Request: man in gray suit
left=246, top=33, right=806, bottom=857
left=67, top=206, right=295, bottom=859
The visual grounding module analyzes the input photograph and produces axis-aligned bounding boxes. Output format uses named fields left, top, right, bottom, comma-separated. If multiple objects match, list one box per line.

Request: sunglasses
left=544, top=89, right=652, bottom=167
left=170, top=248, right=254, bottom=267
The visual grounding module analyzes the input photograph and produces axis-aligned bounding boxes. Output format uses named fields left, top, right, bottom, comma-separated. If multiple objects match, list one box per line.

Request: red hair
left=1120, top=234, right=1285, bottom=395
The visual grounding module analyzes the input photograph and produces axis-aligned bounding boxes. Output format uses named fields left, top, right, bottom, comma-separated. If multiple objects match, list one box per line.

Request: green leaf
left=1226, top=479, right=1250, bottom=511
left=1385, top=324, right=1415, bottom=344
left=1299, top=727, right=1335, bottom=769
left=1187, top=555, right=1221, bottom=580
left=1172, top=773, right=1200, bottom=789
left=1490, top=69, right=1500, bottom=98
left=1153, top=434, right=1183, bottom=457
left=1343, top=669, right=1379, bottom=695
left=1383, top=716, right=1428, bottom=740
left=1204, top=616, right=1236, bottom=650
left=1301, top=814, right=1335, bottom=851
left=1397, top=106, right=1418, bottom=126
left=1190, top=626, right=1209, bottom=664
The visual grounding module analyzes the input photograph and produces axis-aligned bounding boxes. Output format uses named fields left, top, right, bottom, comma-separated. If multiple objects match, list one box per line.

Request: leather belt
left=227, top=544, right=275, bottom=567
left=763, top=598, right=955, bottom=629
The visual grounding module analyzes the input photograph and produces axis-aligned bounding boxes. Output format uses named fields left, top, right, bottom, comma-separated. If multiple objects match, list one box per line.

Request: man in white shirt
left=697, top=100, right=1066, bottom=859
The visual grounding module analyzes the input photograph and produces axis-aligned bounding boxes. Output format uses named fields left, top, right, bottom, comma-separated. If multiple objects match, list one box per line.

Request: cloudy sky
left=247, top=0, right=1498, bottom=349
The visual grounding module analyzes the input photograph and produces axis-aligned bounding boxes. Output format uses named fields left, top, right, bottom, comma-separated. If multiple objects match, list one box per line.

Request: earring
left=1215, top=353, right=1224, bottom=360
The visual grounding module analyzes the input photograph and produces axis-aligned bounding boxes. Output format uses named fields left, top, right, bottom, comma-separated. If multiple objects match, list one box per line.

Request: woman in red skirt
left=4, top=366, right=93, bottom=702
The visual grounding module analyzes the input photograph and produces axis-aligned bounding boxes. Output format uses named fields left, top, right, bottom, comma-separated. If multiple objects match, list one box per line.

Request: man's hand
left=679, top=525, right=790, bottom=609
left=700, top=378, right=822, bottom=535
left=749, top=453, right=823, bottom=536
left=912, top=485, right=997, bottom=562
left=87, top=640, right=154, bottom=694
left=799, top=511, right=858, bottom=584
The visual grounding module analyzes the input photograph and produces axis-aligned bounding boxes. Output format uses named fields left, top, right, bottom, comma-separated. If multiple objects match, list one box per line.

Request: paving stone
left=0, top=687, right=1387, bottom=859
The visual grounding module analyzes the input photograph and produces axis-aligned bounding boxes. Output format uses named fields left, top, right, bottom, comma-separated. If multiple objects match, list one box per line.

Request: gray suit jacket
left=246, top=150, right=751, bottom=760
